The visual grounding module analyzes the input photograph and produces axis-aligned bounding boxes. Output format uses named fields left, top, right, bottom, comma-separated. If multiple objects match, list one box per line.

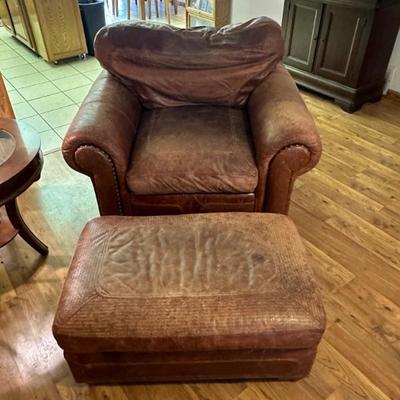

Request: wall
left=387, top=32, right=400, bottom=93
left=230, top=0, right=284, bottom=24
left=230, top=0, right=400, bottom=92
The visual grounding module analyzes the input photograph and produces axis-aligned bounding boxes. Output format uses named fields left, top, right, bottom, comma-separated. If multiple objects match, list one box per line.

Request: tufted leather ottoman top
left=53, top=213, right=325, bottom=354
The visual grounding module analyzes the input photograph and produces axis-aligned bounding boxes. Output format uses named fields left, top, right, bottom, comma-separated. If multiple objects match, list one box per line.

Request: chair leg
left=155, top=0, right=159, bottom=18
left=139, top=0, right=146, bottom=19
left=148, top=0, right=152, bottom=18
left=127, top=0, right=131, bottom=19
left=116, top=0, right=119, bottom=16
left=173, top=0, right=178, bottom=15
left=165, top=0, right=171, bottom=23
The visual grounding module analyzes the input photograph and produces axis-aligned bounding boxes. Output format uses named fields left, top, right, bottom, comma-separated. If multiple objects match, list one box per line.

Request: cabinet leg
left=334, top=99, right=361, bottom=113
left=368, top=94, right=383, bottom=103
left=5, top=199, right=48, bottom=256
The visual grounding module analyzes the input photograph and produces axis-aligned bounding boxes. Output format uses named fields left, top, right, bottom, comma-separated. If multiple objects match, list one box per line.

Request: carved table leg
left=5, top=198, right=48, bottom=255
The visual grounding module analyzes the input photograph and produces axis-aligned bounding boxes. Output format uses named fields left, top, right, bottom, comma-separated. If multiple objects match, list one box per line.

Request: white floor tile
left=30, top=92, right=74, bottom=114
left=20, top=114, right=52, bottom=133
left=8, top=72, right=48, bottom=89
left=13, top=101, right=37, bottom=119
left=18, top=81, right=60, bottom=101
left=41, top=104, right=79, bottom=129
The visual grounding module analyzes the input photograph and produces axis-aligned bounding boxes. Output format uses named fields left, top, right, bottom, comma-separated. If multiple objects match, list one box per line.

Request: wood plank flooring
left=0, top=92, right=399, bottom=399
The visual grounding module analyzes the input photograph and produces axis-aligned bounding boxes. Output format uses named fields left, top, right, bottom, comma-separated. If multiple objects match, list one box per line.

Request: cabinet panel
left=314, top=5, right=369, bottom=85
left=6, top=0, right=35, bottom=49
left=24, top=0, right=48, bottom=60
left=0, top=0, right=14, bottom=34
left=284, top=0, right=323, bottom=72
left=31, top=0, right=87, bottom=61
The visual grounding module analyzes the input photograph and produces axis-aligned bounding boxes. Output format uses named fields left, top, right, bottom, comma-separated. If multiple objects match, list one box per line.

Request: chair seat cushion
left=126, top=106, right=259, bottom=195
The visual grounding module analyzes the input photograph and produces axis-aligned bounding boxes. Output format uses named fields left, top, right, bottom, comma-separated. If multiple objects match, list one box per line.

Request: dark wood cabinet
left=282, top=0, right=400, bottom=112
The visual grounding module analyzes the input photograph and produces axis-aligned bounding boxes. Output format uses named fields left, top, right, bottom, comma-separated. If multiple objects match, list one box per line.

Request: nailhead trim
left=75, top=145, right=124, bottom=215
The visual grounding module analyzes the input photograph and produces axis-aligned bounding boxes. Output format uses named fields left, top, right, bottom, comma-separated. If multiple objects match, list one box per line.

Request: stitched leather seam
left=55, top=230, right=112, bottom=326
left=74, top=145, right=123, bottom=215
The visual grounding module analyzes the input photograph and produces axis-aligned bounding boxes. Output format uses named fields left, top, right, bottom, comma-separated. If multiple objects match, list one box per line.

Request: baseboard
left=386, top=89, right=400, bottom=99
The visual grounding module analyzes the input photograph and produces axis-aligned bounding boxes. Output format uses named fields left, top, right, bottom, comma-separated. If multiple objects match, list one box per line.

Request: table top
left=0, top=129, right=16, bottom=166
left=0, top=118, right=42, bottom=204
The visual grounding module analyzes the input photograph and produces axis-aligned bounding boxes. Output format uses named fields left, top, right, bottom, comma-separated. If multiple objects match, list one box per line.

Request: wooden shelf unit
left=0, top=0, right=87, bottom=63
left=185, top=0, right=230, bottom=28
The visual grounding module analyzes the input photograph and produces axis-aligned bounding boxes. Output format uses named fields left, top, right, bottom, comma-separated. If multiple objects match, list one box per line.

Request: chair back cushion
left=95, top=17, right=284, bottom=109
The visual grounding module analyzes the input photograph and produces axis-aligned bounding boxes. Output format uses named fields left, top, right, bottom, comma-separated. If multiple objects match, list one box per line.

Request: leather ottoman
left=53, top=213, right=326, bottom=384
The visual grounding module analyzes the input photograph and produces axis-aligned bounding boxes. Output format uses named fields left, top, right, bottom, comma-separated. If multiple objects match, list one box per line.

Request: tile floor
left=0, top=30, right=102, bottom=154
left=0, top=1, right=185, bottom=155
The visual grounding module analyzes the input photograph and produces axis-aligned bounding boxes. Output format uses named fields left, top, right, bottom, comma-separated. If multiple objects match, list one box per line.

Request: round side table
left=0, top=118, right=48, bottom=255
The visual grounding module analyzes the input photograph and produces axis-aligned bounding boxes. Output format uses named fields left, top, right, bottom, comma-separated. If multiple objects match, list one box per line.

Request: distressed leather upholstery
left=95, top=18, right=283, bottom=108
left=62, top=18, right=321, bottom=216
left=127, top=107, right=258, bottom=194
left=53, top=213, right=326, bottom=383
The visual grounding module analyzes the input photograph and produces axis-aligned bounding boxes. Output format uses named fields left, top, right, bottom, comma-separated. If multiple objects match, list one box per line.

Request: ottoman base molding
left=65, top=348, right=317, bottom=384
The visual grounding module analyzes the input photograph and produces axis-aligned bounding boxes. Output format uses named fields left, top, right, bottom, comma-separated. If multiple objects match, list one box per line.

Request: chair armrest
left=248, top=64, right=321, bottom=213
left=63, top=71, right=142, bottom=176
left=248, top=64, right=321, bottom=170
left=62, top=71, right=142, bottom=215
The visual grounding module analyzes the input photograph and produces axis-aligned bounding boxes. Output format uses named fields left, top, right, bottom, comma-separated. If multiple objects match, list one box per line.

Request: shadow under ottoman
left=53, top=213, right=326, bottom=384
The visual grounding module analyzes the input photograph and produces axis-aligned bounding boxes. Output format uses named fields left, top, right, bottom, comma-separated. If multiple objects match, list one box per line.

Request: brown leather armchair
left=63, top=18, right=321, bottom=216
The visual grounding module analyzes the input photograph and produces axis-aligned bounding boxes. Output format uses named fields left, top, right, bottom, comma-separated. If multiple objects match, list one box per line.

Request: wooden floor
left=1, top=92, right=400, bottom=399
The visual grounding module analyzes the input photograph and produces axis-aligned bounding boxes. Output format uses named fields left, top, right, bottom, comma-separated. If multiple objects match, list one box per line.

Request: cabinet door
left=283, top=0, right=323, bottom=72
left=32, top=0, right=87, bottom=62
left=314, top=5, right=370, bottom=85
left=24, top=0, right=48, bottom=60
left=6, top=0, right=35, bottom=49
left=0, top=0, right=14, bottom=34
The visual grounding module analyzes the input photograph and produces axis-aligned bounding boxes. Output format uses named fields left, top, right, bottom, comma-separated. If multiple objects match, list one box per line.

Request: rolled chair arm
left=62, top=71, right=142, bottom=215
left=248, top=64, right=321, bottom=213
